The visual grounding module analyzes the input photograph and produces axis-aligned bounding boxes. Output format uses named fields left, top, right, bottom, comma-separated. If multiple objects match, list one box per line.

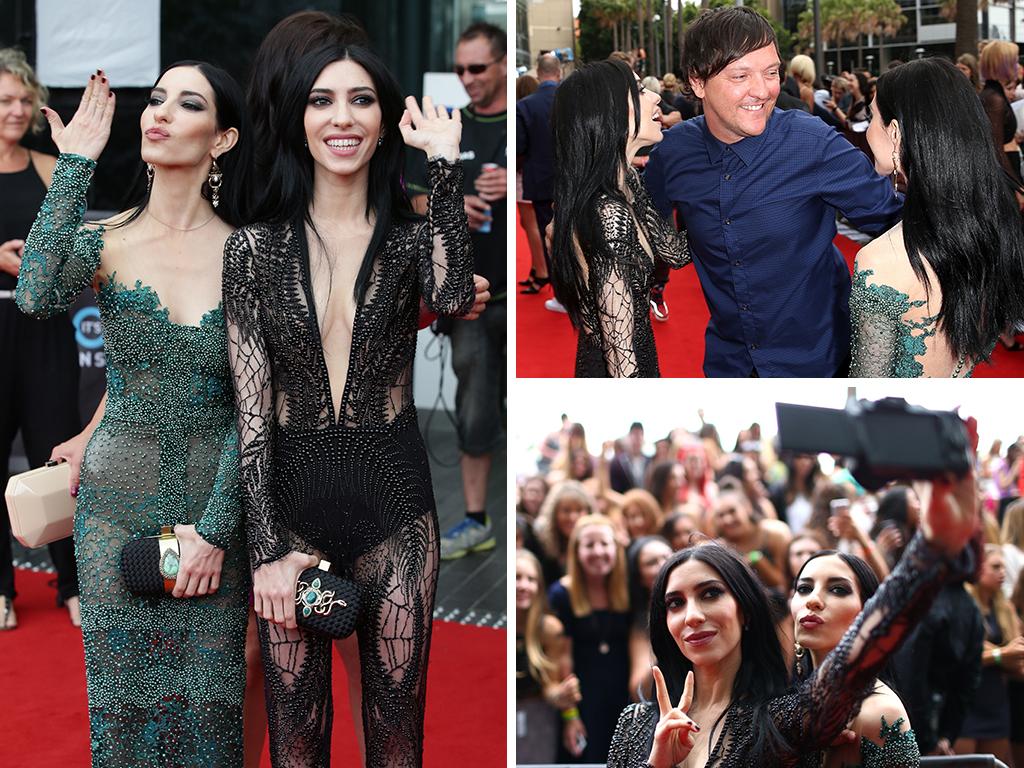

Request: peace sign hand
left=43, top=70, right=115, bottom=161
left=648, top=666, right=699, bottom=768
left=398, top=95, right=461, bottom=162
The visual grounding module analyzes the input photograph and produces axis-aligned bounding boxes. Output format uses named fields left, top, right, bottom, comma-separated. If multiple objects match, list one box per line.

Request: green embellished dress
left=15, top=153, right=248, bottom=767
left=848, top=265, right=973, bottom=378
left=854, top=716, right=920, bottom=768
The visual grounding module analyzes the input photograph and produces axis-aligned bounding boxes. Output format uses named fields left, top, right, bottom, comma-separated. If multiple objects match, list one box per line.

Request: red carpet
left=0, top=568, right=505, bottom=768
left=516, top=211, right=1024, bottom=377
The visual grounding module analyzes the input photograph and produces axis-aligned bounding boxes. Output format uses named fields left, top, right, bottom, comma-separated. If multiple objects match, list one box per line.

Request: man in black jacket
left=891, top=580, right=985, bottom=755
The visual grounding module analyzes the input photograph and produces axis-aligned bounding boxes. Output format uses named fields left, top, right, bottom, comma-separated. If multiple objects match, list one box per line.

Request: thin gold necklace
left=146, top=208, right=217, bottom=232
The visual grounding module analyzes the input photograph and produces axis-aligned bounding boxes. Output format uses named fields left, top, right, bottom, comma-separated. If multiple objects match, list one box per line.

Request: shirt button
left=733, top=260, right=741, bottom=266
left=750, top=343, right=759, bottom=350
left=740, top=303, right=749, bottom=311
left=724, top=174, right=732, bottom=180
left=724, top=219, right=731, bottom=225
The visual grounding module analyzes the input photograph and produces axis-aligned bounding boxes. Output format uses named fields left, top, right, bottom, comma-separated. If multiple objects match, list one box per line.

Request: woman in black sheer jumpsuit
left=222, top=44, right=476, bottom=767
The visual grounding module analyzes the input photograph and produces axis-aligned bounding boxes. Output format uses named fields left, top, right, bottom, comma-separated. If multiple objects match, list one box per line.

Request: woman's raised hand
left=399, top=95, right=460, bottom=162
left=43, top=69, right=115, bottom=161
left=920, top=416, right=981, bottom=557
left=647, top=666, right=699, bottom=768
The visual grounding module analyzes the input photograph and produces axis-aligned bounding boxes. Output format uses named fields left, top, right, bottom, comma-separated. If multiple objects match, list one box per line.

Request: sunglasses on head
left=455, top=61, right=495, bottom=76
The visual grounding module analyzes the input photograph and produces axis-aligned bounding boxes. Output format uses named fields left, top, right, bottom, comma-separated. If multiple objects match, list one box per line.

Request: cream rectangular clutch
left=4, top=460, right=75, bottom=548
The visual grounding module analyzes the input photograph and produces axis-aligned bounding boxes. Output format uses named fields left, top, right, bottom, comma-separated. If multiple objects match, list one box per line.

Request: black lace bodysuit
left=574, top=170, right=691, bottom=377
left=606, top=533, right=967, bottom=768
left=222, top=158, right=475, bottom=768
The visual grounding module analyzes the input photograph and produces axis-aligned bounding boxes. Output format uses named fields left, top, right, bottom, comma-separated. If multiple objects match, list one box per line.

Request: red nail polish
left=90, top=74, right=95, bottom=80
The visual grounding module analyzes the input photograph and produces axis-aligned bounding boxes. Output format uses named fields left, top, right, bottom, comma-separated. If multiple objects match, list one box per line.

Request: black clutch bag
left=121, top=525, right=180, bottom=596
left=295, top=560, right=361, bottom=639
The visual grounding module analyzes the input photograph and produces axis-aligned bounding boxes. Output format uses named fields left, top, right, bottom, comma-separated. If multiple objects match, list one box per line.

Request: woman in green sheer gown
left=15, top=64, right=251, bottom=766
left=848, top=57, right=1024, bottom=377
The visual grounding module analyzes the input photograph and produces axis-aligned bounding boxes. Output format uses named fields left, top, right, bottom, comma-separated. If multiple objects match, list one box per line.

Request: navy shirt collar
left=700, top=108, right=778, bottom=167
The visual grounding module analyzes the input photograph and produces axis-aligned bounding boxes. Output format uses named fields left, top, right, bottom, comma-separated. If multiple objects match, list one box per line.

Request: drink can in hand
left=477, top=163, right=499, bottom=234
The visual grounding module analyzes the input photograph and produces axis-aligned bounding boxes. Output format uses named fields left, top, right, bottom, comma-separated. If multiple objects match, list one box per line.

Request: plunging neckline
left=99, top=272, right=223, bottom=331
left=296, top=221, right=361, bottom=426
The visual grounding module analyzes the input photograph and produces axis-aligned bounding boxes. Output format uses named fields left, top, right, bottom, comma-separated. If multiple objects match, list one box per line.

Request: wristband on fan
left=747, top=550, right=764, bottom=565
left=561, top=707, right=580, bottom=721
left=993, top=647, right=1003, bottom=666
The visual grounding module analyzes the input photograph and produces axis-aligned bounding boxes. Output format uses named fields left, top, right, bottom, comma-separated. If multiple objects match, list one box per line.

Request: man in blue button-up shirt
left=645, top=7, right=903, bottom=377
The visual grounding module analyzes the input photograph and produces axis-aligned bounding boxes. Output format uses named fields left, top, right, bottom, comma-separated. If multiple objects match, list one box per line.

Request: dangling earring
left=377, top=132, right=384, bottom=147
left=146, top=163, right=154, bottom=193
left=794, top=642, right=806, bottom=676
left=207, top=157, right=223, bottom=209
left=891, top=146, right=900, bottom=191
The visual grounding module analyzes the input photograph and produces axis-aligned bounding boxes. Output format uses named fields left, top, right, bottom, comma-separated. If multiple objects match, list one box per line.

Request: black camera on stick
left=775, top=397, right=971, bottom=491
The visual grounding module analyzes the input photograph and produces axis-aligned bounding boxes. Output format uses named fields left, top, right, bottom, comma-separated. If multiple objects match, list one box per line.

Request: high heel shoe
left=0, top=595, right=17, bottom=630
left=520, top=275, right=550, bottom=294
left=517, top=268, right=537, bottom=287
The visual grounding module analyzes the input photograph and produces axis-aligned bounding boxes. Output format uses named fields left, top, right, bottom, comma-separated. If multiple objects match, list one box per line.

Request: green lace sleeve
left=194, top=426, right=242, bottom=551
left=15, top=153, right=104, bottom=318
left=848, top=265, right=930, bottom=378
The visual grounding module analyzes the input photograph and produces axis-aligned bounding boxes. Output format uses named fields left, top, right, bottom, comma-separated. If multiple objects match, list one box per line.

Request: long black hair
left=550, top=58, right=641, bottom=328
left=245, top=11, right=368, bottom=199
left=648, top=544, right=790, bottom=763
left=249, top=43, right=417, bottom=303
left=874, top=56, right=1024, bottom=363
left=116, top=60, right=252, bottom=228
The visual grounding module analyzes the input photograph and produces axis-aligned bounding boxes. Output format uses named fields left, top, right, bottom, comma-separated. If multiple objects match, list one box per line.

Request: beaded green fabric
left=16, top=153, right=248, bottom=767
left=848, top=265, right=974, bottom=378
left=855, top=716, right=920, bottom=768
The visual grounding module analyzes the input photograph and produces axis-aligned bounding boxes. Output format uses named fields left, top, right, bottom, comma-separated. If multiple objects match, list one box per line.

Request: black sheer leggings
left=258, top=512, right=439, bottom=768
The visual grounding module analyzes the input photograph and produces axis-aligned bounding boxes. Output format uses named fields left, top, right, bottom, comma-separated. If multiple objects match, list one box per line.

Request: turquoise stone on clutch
left=160, top=549, right=180, bottom=579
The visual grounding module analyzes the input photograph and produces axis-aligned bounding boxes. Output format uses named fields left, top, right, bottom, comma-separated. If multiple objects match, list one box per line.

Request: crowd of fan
left=516, top=415, right=1024, bottom=764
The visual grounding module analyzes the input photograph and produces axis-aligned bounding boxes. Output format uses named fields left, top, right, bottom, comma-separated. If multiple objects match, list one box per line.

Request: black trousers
left=532, top=199, right=553, bottom=272
left=0, top=297, right=81, bottom=601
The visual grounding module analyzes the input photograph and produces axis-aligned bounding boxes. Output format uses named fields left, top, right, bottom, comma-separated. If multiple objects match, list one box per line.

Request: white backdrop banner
left=36, top=0, right=160, bottom=87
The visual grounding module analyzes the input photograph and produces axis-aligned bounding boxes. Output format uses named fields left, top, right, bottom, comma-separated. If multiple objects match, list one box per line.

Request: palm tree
left=866, top=0, right=906, bottom=70
left=943, top=0, right=981, bottom=58
left=636, top=0, right=646, bottom=68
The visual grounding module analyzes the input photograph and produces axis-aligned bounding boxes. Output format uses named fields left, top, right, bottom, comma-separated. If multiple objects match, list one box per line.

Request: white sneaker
left=440, top=518, right=496, bottom=560
left=545, top=298, right=568, bottom=314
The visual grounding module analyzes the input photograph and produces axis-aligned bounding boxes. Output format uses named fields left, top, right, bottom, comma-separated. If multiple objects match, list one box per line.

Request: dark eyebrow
left=310, top=86, right=377, bottom=96
left=665, top=579, right=726, bottom=599
left=797, top=576, right=855, bottom=587
left=150, top=87, right=208, bottom=104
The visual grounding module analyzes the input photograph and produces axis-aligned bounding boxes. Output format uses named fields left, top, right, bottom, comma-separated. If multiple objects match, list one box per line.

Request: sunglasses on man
left=455, top=61, right=497, bottom=76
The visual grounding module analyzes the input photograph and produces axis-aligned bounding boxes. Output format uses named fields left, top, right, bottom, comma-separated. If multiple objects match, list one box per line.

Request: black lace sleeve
left=414, top=157, right=475, bottom=316
left=774, top=532, right=972, bottom=754
left=590, top=197, right=641, bottom=378
left=629, top=170, right=691, bottom=270
left=222, top=227, right=290, bottom=569
left=606, top=702, right=657, bottom=768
